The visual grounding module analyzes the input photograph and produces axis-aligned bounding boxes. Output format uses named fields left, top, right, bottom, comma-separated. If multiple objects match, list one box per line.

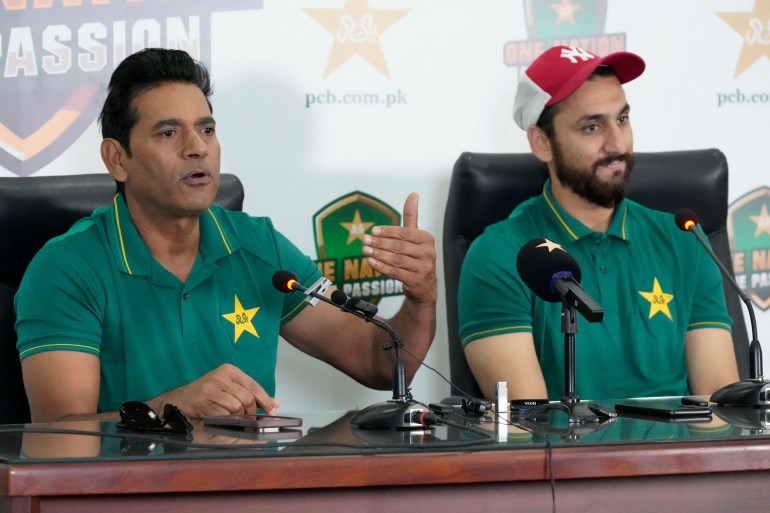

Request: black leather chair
left=443, top=150, right=750, bottom=398
left=0, top=173, right=245, bottom=424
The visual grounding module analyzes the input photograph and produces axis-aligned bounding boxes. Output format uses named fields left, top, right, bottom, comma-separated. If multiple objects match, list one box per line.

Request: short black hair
left=98, top=48, right=213, bottom=193
left=536, top=65, right=616, bottom=140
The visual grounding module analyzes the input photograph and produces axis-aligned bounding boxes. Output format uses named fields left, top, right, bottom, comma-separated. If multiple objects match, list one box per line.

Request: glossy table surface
left=3, top=398, right=770, bottom=513
left=3, top=397, right=770, bottom=461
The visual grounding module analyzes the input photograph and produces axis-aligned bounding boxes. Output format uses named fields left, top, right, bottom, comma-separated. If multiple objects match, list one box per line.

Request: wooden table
left=3, top=408, right=770, bottom=513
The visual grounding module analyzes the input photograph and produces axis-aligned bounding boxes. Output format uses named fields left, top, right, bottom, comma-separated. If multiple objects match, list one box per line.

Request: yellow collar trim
left=207, top=208, right=232, bottom=255
left=543, top=187, right=578, bottom=241
left=114, top=194, right=133, bottom=275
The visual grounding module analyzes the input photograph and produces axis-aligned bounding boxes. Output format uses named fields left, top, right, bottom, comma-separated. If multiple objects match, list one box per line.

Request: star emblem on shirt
left=340, top=209, right=374, bottom=245
left=222, top=295, right=260, bottom=343
left=749, top=203, right=770, bottom=237
left=638, top=278, right=674, bottom=320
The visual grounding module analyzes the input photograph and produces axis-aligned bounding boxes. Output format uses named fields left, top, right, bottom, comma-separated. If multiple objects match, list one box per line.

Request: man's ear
left=527, top=125, right=553, bottom=164
left=100, top=138, right=128, bottom=184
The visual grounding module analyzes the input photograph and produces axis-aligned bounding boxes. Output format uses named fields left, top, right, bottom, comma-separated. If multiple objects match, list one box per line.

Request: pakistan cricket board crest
left=728, top=186, right=770, bottom=310
left=505, top=0, right=625, bottom=69
left=523, top=0, right=608, bottom=40
left=313, top=191, right=403, bottom=301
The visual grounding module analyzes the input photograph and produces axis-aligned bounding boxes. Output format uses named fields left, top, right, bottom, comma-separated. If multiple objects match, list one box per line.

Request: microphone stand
left=300, top=285, right=428, bottom=429
left=683, top=224, right=770, bottom=407
left=520, top=282, right=615, bottom=425
left=344, top=311, right=429, bottom=430
left=710, top=302, right=769, bottom=407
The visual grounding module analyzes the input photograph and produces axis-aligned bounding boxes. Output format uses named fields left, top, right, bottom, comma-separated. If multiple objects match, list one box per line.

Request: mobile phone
left=202, top=414, right=302, bottom=432
left=614, top=400, right=712, bottom=419
left=202, top=424, right=303, bottom=441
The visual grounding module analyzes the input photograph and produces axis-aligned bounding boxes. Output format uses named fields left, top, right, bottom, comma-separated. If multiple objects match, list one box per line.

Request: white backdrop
left=2, top=0, right=769, bottom=412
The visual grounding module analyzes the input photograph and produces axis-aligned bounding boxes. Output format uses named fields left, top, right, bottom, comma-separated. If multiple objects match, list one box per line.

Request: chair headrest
left=448, top=149, right=728, bottom=243
left=0, top=173, right=244, bottom=288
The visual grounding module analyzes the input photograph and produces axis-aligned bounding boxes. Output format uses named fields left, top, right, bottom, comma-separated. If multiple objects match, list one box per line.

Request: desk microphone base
left=520, top=397, right=616, bottom=425
left=517, top=398, right=616, bottom=443
left=711, top=379, right=770, bottom=407
left=351, top=399, right=428, bottom=430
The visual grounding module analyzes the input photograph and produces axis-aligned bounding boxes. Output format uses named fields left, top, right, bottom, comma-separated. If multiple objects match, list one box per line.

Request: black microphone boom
left=330, top=289, right=378, bottom=317
left=674, top=208, right=769, bottom=407
left=552, top=276, right=604, bottom=324
left=271, top=271, right=427, bottom=429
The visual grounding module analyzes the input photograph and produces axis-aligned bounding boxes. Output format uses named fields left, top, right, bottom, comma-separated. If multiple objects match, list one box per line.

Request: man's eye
left=161, top=130, right=175, bottom=137
left=583, top=124, right=598, bottom=133
left=202, top=127, right=216, bottom=135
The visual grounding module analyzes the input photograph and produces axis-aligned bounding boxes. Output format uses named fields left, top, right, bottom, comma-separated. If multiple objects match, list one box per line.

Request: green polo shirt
left=15, top=194, right=321, bottom=413
left=458, top=179, right=732, bottom=400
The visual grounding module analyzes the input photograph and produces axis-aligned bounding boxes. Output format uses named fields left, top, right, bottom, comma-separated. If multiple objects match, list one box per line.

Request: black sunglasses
left=117, top=401, right=193, bottom=434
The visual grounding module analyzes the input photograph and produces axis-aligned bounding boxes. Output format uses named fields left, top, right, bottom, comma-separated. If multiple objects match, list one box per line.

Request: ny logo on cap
left=560, top=46, right=595, bottom=64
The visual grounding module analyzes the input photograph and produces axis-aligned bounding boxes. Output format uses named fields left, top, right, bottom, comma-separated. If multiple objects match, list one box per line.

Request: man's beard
left=552, top=144, right=635, bottom=208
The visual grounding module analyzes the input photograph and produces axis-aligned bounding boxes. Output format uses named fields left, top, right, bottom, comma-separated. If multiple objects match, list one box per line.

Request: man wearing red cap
left=458, top=46, right=739, bottom=402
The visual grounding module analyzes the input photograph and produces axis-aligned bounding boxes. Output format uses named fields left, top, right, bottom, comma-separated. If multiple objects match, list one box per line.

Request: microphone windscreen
left=272, top=270, right=298, bottom=293
left=516, top=238, right=581, bottom=302
left=330, top=289, right=348, bottom=306
left=674, top=208, right=698, bottom=232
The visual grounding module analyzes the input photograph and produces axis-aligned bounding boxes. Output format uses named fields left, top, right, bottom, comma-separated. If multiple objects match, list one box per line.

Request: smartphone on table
left=614, top=398, right=712, bottom=422
left=202, top=414, right=303, bottom=432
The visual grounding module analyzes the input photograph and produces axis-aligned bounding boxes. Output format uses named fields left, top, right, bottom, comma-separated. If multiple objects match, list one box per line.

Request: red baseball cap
left=513, top=45, right=645, bottom=130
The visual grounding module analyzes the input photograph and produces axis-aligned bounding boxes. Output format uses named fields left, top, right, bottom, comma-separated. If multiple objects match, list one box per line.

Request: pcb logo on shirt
left=312, top=191, right=403, bottom=300
left=503, top=0, right=627, bottom=70
left=728, top=186, right=770, bottom=311
left=0, top=0, right=263, bottom=177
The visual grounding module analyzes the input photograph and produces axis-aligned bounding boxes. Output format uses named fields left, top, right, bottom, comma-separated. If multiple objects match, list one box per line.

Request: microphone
left=513, top=238, right=613, bottom=423
left=674, top=209, right=769, bottom=407
left=331, top=289, right=378, bottom=317
left=272, top=270, right=360, bottom=315
left=271, top=271, right=427, bottom=428
left=516, top=238, right=604, bottom=323
left=272, top=269, right=331, bottom=307
left=272, top=270, right=304, bottom=293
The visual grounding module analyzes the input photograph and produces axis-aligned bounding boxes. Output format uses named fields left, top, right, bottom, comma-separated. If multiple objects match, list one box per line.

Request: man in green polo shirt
left=14, top=48, right=437, bottom=422
left=458, top=46, right=738, bottom=402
